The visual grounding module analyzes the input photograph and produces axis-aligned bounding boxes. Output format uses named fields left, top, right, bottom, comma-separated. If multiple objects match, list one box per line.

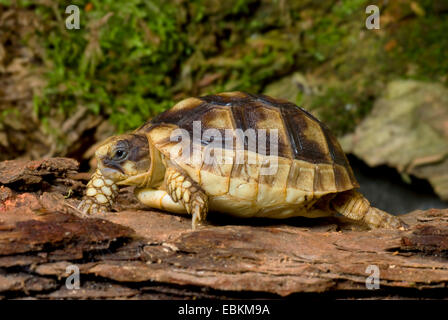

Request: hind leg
left=330, top=190, right=408, bottom=230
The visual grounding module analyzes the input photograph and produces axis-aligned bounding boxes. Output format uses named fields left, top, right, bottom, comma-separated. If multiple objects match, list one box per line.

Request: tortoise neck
left=143, top=139, right=166, bottom=188
left=114, top=137, right=165, bottom=188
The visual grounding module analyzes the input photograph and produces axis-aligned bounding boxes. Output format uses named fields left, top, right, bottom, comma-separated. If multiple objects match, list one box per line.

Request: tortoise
left=78, top=92, right=407, bottom=230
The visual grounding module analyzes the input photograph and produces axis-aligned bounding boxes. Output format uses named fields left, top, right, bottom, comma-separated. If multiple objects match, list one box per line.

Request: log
left=0, top=158, right=447, bottom=299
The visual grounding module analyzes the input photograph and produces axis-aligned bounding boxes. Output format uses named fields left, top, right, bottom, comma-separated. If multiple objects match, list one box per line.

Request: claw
left=191, top=209, right=203, bottom=230
left=77, top=198, right=109, bottom=215
left=78, top=200, right=85, bottom=212
left=91, top=203, right=99, bottom=214
left=389, top=216, right=409, bottom=231
left=192, top=212, right=198, bottom=230
left=378, top=211, right=408, bottom=230
left=78, top=199, right=93, bottom=215
left=191, top=202, right=207, bottom=230
left=400, top=221, right=410, bottom=230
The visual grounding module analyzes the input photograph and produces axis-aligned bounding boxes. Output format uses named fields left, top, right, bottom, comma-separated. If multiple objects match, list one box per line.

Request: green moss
left=304, top=0, right=369, bottom=63
left=5, top=0, right=448, bottom=141
left=13, top=0, right=301, bottom=135
left=387, top=15, right=448, bottom=83
left=303, top=0, right=448, bottom=134
left=309, top=87, right=373, bottom=136
left=20, top=0, right=189, bottom=133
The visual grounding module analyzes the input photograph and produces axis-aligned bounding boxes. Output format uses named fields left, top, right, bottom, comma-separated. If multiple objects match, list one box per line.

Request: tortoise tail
left=330, top=190, right=408, bottom=230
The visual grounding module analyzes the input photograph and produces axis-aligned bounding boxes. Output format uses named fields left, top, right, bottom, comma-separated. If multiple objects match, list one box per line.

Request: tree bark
left=0, top=158, right=447, bottom=299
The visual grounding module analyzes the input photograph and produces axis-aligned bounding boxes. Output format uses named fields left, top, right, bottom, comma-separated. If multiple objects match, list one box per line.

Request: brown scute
left=346, top=163, right=360, bottom=188
left=294, top=166, right=314, bottom=192
left=242, top=101, right=293, bottom=159
left=313, top=165, right=336, bottom=192
left=170, top=97, right=203, bottom=112
left=230, top=101, right=269, bottom=151
left=323, top=125, right=352, bottom=167
left=230, top=98, right=267, bottom=131
left=285, top=160, right=317, bottom=192
left=313, top=166, right=323, bottom=192
left=201, top=153, right=230, bottom=177
left=201, top=91, right=250, bottom=105
left=333, top=164, right=359, bottom=191
left=246, top=92, right=293, bottom=107
left=280, top=106, right=331, bottom=164
left=230, top=151, right=257, bottom=177
left=230, top=162, right=247, bottom=179
left=258, top=166, right=276, bottom=185
left=286, top=161, right=355, bottom=193
left=286, top=160, right=302, bottom=188
left=200, top=108, right=236, bottom=150
left=144, top=92, right=357, bottom=188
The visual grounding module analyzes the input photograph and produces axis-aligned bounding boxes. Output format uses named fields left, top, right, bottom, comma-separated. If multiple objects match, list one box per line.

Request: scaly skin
left=78, top=169, right=119, bottom=214
left=331, top=190, right=408, bottom=230
left=165, top=166, right=208, bottom=229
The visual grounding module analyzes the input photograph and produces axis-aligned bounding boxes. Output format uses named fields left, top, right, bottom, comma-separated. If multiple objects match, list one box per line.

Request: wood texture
left=0, top=158, right=447, bottom=299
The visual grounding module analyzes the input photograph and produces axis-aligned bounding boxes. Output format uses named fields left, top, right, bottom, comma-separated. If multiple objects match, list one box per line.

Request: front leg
left=134, top=188, right=187, bottom=214
left=78, top=169, right=119, bottom=214
left=165, top=167, right=209, bottom=229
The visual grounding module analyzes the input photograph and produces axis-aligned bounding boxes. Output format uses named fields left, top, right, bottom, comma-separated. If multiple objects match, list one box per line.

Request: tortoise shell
left=137, top=92, right=358, bottom=216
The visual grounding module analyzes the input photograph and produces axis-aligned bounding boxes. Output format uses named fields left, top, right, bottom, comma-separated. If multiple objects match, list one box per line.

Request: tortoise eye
left=112, top=149, right=128, bottom=161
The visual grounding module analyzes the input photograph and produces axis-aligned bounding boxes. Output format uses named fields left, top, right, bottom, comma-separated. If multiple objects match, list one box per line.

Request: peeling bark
left=0, top=158, right=447, bottom=299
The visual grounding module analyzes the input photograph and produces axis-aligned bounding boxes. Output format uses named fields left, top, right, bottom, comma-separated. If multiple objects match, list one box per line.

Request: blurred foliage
left=9, top=0, right=304, bottom=133
left=2, top=0, right=448, bottom=137
left=28, top=0, right=186, bottom=132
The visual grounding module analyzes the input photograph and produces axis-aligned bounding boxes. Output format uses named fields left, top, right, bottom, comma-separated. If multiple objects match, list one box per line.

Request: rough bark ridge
left=0, top=158, right=447, bottom=299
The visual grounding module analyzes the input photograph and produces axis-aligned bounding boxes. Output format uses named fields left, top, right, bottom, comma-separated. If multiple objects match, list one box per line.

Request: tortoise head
left=94, top=133, right=151, bottom=186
